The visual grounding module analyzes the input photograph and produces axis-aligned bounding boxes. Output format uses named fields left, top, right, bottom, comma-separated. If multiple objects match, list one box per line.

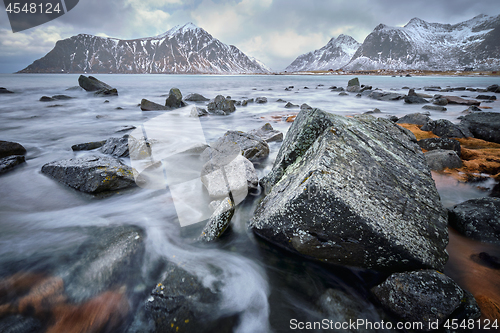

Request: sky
left=0, top=0, right=499, bottom=73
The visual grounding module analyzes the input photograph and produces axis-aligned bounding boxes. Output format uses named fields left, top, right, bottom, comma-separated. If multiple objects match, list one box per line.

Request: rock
left=78, top=75, right=114, bottom=92
left=248, top=123, right=283, bottom=142
left=339, top=92, right=348, bottom=96
left=165, top=88, right=187, bottom=109
left=140, top=99, right=168, bottom=111
left=40, top=96, right=55, bottom=102
left=461, top=105, right=482, bottom=115
left=408, top=88, right=418, bottom=96
left=396, top=113, right=430, bottom=126
left=0, top=87, right=14, bottom=94
left=184, top=93, right=210, bottom=102
left=476, top=95, right=496, bottom=100
left=300, top=103, right=312, bottom=110
left=0, top=140, right=27, bottom=158
left=371, top=270, right=476, bottom=329
left=388, top=115, right=399, bottom=122
left=486, top=84, right=500, bottom=93
left=100, top=135, right=129, bottom=158
left=252, top=110, right=448, bottom=271
left=71, top=141, right=106, bottom=151
left=255, top=97, right=268, bottom=104
left=207, top=95, right=236, bottom=115
left=284, top=102, right=299, bottom=108
left=331, top=87, right=345, bottom=92
left=432, top=97, right=449, bottom=106
left=360, top=85, right=372, bottom=92
left=460, top=112, right=500, bottom=144
left=424, top=86, right=441, bottom=91
left=347, top=77, right=360, bottom=87
left=404, top=95, right=429, bottom=104
left=444, top=95, right=480, bottom=106
left=0, top=315, right=42, bottom=333
left=208, top=130, right=269, bottom=162
left=53, top=95, right=73, bottom=100
left=276, top=98, right=286, bottom=102
left=95, top=88, right=118, bottom=97
left=198, top=197, right=235, bottom=242
left=421, top=119, right=472, bottom=138
left=422, top=105, right=447, bottom=111
left=0, top=155, right=26, bottom=175
left=145, top=261, right=237, bottom=333
left=190, top=106, right=208, bottom=117
left=62, top=225, right=145, bottom=303
left=448, top=197, right=500, bottom=244
left=368, top=91, right=404, bottom=101
left=424, top=149, right=462, bottom=170
left=116, top=125, right=136, bottom=133
left=471, top=252, right=500, bottom=269
left=363, top=108, right=381, bottom=114
left=41, top=155, right=136, bottom=194
left=418, top=138, right=461, bottom=156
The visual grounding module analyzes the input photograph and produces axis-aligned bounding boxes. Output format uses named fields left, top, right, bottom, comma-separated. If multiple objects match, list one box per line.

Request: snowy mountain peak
left=168, top=22, right=201, bottom=34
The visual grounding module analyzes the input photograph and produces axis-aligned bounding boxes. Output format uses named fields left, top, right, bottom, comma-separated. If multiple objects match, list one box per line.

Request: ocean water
left=0, top=73, right=499, bottom=332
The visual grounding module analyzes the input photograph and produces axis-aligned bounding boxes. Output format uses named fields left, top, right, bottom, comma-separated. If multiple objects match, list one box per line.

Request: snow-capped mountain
left=345, top=14, right=500, bottom=71
left=19, top=23, right=269, bottom=74
left=285, top=34, right=360, bottom=72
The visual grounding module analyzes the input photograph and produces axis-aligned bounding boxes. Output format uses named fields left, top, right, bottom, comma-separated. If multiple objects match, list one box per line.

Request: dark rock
left=432, top=97, right=449, bottom=106
left=460, top=112, right=500, bottom=144
left=140, top=99, right=168, bottom=111
left=252, top=110, right=448, bottom=271
left=190, top=106, right=208, bottom=117
left=100, top=135, right=129, bottom=158
left=461, top=105, right=482, bottom=115
left=248, top=123, right=283, bottom=142
left=486, top=84, right=500, bottom=93
left=95, top=88, right=118, bottom=97
left=284, top=102, right=299, bottom=108
left=453, top=87, right=466, bottom=91
left=368, top=91, right=404, bottom=101
left=62, top=225, right=145, bottom=303
left=331, top=87, right=345, bottom=92
left=241, top=100, right=248, bottom=106
left=255, top=97, right=268, bottom=104
left=418, top=138, right=461, bottom=156
left=408, top=88, right=418, bottom=96
left=471, top=252, right=500, bottom=269
left=347, top=77, right=360, bottom=87
left=276, top=98, right=286, bottom=102
left=78, top=75, right=113, bottom=92
left=41, top=155, right=136, bottom=194
left=424, top=149, right=462, bottom=170
left=300, top=103, right=312, bottom=110
left=116, top=125, right=136, bottom=133
left=448, top=197, right=500, bottom=244
left=402, top=86, right=410, bottom=90
left=52, top=95, right=73, bottom=100
left=198, top=197, right=235, bottom=242
left=39, top=96, right=55, bottom=102
left=444, top=95, right=480, bottom=106
left=476, top=95, right=496, bottom=100
left=0, top=140, right=26, bottom=158
left=0, top=87, right=14, bottom=94
left=405, top=95, right=429, bottom=104
left=372, top=270, right=473, bottom=329
left=363, top=108, right=381, bottom=114
left=388, top=115, right=399, bottom=122
left=211, top=131, right=269, bottom=161
left=396, top=112, right=430, bottom=126
left=421, top=119, right=472, bottom=138
left=184, top=93, right=210, bottom=102
left=0, top=315, right=42, bottom=333
left=406, top=74, right=412, bottom=77
left=339, top=92, right=348, bottom=96
left=424, top=86, right=441, bottom=91
left=115, top=107, right=124, bottom=110
left=422, top=105, right=447, bottom=111
left=71, top=141, right=106, bottom=151
left=165, top=88, right=187, bottom=108
left=207, top=95, right=236, bottom=115
left=145, top=261, right=237, bottom=333
left=0, top=155, right=26, bottom=175
left=466, top=87, right=477, bottom=92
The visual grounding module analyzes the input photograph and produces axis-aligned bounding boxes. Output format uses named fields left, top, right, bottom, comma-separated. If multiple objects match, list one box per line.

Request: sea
left=0, top=73, right=499, bottom=332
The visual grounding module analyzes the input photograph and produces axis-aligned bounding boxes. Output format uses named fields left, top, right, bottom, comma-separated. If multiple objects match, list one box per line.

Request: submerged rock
left=432, top=97, right=449, bottom=106
left=251, top=109, right=448, bottom=271
left=71, top=141, right=106, bottom=151
left=284, top=102, right=299, bottom=108
left=255, top=97, right=268, bottom=104
left=207, top=95, right=235, bottom=115
left=404, top=95, right=429, bottom=104
left=460, top=112, right=500, bottom=144
left=0, top=155, right=25, bottom=175
left=184, top=93, right=210, bottom=102
left=140, top=99, right=168, bottom=111
left=424, top=149, right=462, bottom=170
left=41, top=155, right=136, bottom=194
left=371, top=270, right=478, bottom=330
left=443, top=95, right=480, bottom=106
left=165, top=88, right=186, bottom=109
left=448, top=197, right=500, bottom=245
left=368, top=91, right=404, bottom=101
left=248, top=123, right=283, bottom=143
left=0, top=87, right=14, bottom=94
left=0, top=140, right=26, bottom=158
left=422, top=105, right=447, bottom=111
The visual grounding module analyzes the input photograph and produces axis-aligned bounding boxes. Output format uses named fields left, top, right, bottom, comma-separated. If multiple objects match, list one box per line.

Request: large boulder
left=443, top=95, right=480, bottom=106
left=140, top=99, right=168, bottom=111
left=448, top=197, right=500, bottom=245
left=100, top=135, right=130, bottom=158
left=404, top=95, right=429, bottom=104
left=372, top=270, right=479, bottom=330
left=248, top=123, right=283, bottom=143
left=251, top=109, right=448, bottom=271
left=165, top=88, right=187, bottom=109
left=396, top=113, right=430, bottom=126
left=418, top=138, right=461, bottom=156
left=0, top=155, right=25, bottom=175
left=41, top=155, right=136, bottom=194
left=460, top=112, right=500, bottom=144
left=346, top=77, right=360, bottom=92
left=421, top=119, right=472, bottom=138
left=78, top=75, right=117, bottom=96
left=0, top=140, right=26, bottom=158
left=208, top=131, right=269, bottom=161
left=424, top=149, right=462, bottom=171
left=207, top=95, right=236, bottom=115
